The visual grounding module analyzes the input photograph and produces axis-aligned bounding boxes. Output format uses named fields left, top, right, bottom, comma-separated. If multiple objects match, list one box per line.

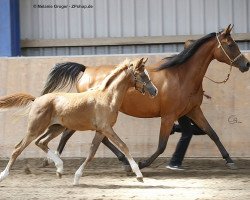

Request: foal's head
left=213, top=24, right=250, bottom=72
left=129, top=58, right=158, bottom=97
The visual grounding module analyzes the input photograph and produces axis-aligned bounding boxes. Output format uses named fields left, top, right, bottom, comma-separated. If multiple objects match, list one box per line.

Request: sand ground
left=0, top=158, right=249, bottom=200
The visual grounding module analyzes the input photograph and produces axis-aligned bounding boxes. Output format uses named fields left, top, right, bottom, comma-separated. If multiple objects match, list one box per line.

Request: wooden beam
left=21, top=33, right=250, bottom=48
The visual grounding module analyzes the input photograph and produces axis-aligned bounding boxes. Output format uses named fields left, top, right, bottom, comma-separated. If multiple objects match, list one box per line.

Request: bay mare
left=42, top=25, right=249, bottom=170
left=0, top=58, right=158, bottom=184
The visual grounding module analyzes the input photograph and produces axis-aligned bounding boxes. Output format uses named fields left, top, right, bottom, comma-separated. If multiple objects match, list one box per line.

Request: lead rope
left=204, top=64, right=232, bottom=84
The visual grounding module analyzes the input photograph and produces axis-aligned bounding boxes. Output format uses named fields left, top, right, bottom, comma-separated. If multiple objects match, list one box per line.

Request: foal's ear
left=223, top=24, right=234, bottom=35
left=143, top=57, right=148, bottom=64
left=135, top=58, right=144, bottom=70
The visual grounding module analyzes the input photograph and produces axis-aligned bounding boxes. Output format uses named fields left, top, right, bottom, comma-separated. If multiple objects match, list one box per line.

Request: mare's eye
left=228, top=43, right=234, bottom=48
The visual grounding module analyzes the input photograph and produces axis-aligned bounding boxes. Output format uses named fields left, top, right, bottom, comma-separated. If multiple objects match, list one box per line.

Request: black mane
left=157, top=32, right=216, bottom=70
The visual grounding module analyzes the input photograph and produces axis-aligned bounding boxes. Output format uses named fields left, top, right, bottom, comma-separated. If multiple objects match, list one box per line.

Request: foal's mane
left=158, top=32, right=216, bottom=70
left=99, top=59, right=130, bottom=91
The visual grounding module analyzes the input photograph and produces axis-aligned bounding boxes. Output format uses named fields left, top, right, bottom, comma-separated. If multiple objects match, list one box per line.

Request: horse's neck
left=104, top=69, right=131, bottom=110
left=182, top=38, right=217, bottom=87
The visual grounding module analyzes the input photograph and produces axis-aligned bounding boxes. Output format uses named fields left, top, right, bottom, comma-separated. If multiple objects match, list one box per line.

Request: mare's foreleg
left=187, top=107, right=236, bottom=169
left=73, top=131, right=104, bottom=185
left=138, top=117, right=174, bottom=169
left=35, top=124, right=66, bottom=177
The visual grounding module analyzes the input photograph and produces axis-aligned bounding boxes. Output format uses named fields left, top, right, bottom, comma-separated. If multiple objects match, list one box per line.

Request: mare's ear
left=223, top=24, right=234, bottom=35
left=184, top=40, right=195, bottom=49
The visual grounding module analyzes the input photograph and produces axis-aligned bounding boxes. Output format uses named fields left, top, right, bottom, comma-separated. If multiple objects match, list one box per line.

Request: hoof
left=136, top=177, right=144, bottom=183
left=73, top=181, right=79, bottom=186
left=138, top=161, right=146, bottom=169
left=42, top=159, right=49, bottom=167
left=123, top=165, right=132, bottom=172
left=73, top=177, right=80, bottom=186
left=56, top=172, right=62, bottom=178
left=226, top=162, right=238, bottom=170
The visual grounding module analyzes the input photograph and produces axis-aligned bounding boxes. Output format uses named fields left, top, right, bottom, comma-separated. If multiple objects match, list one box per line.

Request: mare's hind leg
left=187, top=107, right=237, bottom=169
left=0, top=131, right=42, bottom=182
left=56, top=129, right=75, bottom=155
left=35, top=124, right=66, bottom=177
left=102, top=137, right=131, bottom=171
left=103, top=127, right=143, bottom=182
left=74, top=131, right=104, bottom=185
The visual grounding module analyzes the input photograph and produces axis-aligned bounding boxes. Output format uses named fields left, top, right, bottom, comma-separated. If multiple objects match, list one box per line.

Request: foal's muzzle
left=144, top=83, right=158, bottom=97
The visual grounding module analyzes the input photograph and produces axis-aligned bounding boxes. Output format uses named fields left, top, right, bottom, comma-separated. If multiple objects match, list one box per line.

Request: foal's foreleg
left=102, top=137, right=130, bottom=171
left=0, top=133, right=37, bottom=182
left=103, top=127, right=143, bottom=182
left=187, top=107, right=236, bottom=169
left=35, top=124, right=66, bottom=177
left=139, top=117, right=174, bottom=169
left=74, top=131, right=104, bottom=185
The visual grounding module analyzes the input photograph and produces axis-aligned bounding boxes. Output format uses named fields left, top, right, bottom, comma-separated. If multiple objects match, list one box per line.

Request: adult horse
left=42, top=25, right=249, bottom=170
left=0, top=58, right=157, bottom=184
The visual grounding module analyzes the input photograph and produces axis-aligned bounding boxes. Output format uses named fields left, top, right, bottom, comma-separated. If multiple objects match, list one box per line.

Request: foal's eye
left=228, top=43, right=234, bottom=48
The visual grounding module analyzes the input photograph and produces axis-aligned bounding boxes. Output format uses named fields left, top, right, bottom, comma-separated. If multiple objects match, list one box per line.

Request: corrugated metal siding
left=20, top=0, right=250, bottom=56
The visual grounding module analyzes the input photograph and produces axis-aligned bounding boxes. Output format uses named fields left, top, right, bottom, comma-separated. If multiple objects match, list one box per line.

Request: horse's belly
left=60, top=116, right=96, bottom=131
left=118, top=88, right=161, bottom=118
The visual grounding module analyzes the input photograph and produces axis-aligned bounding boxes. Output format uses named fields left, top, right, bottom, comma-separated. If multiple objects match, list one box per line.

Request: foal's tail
left=0, top=93, right=35, bottom=109
left=41, top=62, right=86, bottom=95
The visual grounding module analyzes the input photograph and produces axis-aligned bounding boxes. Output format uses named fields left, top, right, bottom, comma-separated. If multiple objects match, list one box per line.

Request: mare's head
left=214, top=24, right=250, bottom=72
left=129, top=58, right=158, bottom=97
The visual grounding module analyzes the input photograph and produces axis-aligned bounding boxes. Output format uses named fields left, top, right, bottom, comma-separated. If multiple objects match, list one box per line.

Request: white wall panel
left=20, top=0, right=250, bottom=56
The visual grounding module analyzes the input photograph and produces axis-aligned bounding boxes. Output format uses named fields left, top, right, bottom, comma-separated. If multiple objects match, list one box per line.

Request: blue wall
left=0, top=0, right=20, bottom=57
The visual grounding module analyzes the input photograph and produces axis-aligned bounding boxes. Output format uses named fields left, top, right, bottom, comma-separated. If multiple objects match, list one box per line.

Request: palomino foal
left=0, top=58, right=158, bottom=184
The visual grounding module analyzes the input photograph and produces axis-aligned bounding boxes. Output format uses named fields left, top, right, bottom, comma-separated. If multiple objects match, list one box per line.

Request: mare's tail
left=0, top=93, right=35, bottom=109
left=41, top=62, right=86, bottom=95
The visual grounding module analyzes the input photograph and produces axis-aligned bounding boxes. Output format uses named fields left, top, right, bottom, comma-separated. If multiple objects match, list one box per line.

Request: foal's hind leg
left=74, top=131, right=104, bottom=185
left=35, top=124, right=66, bottom=177
left=0, top=132, right=39, bottom=182
left=42, top=129, right=75, bottom=167
left=103, top=127, right=143, bottom=182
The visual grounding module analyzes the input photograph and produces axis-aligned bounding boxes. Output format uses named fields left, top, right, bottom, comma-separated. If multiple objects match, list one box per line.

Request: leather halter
left=132, top=69, right=152, bottom=94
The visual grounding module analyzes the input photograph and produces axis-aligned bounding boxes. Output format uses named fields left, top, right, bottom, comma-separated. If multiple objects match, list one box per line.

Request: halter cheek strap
left=216, top=33, right=243, bottom=64
left=131, top=70, right=151, bottom=94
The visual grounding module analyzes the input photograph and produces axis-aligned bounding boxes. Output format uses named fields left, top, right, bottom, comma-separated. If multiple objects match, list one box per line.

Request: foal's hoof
left=123, top=165, right=132, bottom=172
left=226, top=162, right=238, bottom=170
left=56, top=172, right=62, bottom=178
left=136, top=177, right=144, bottom=183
